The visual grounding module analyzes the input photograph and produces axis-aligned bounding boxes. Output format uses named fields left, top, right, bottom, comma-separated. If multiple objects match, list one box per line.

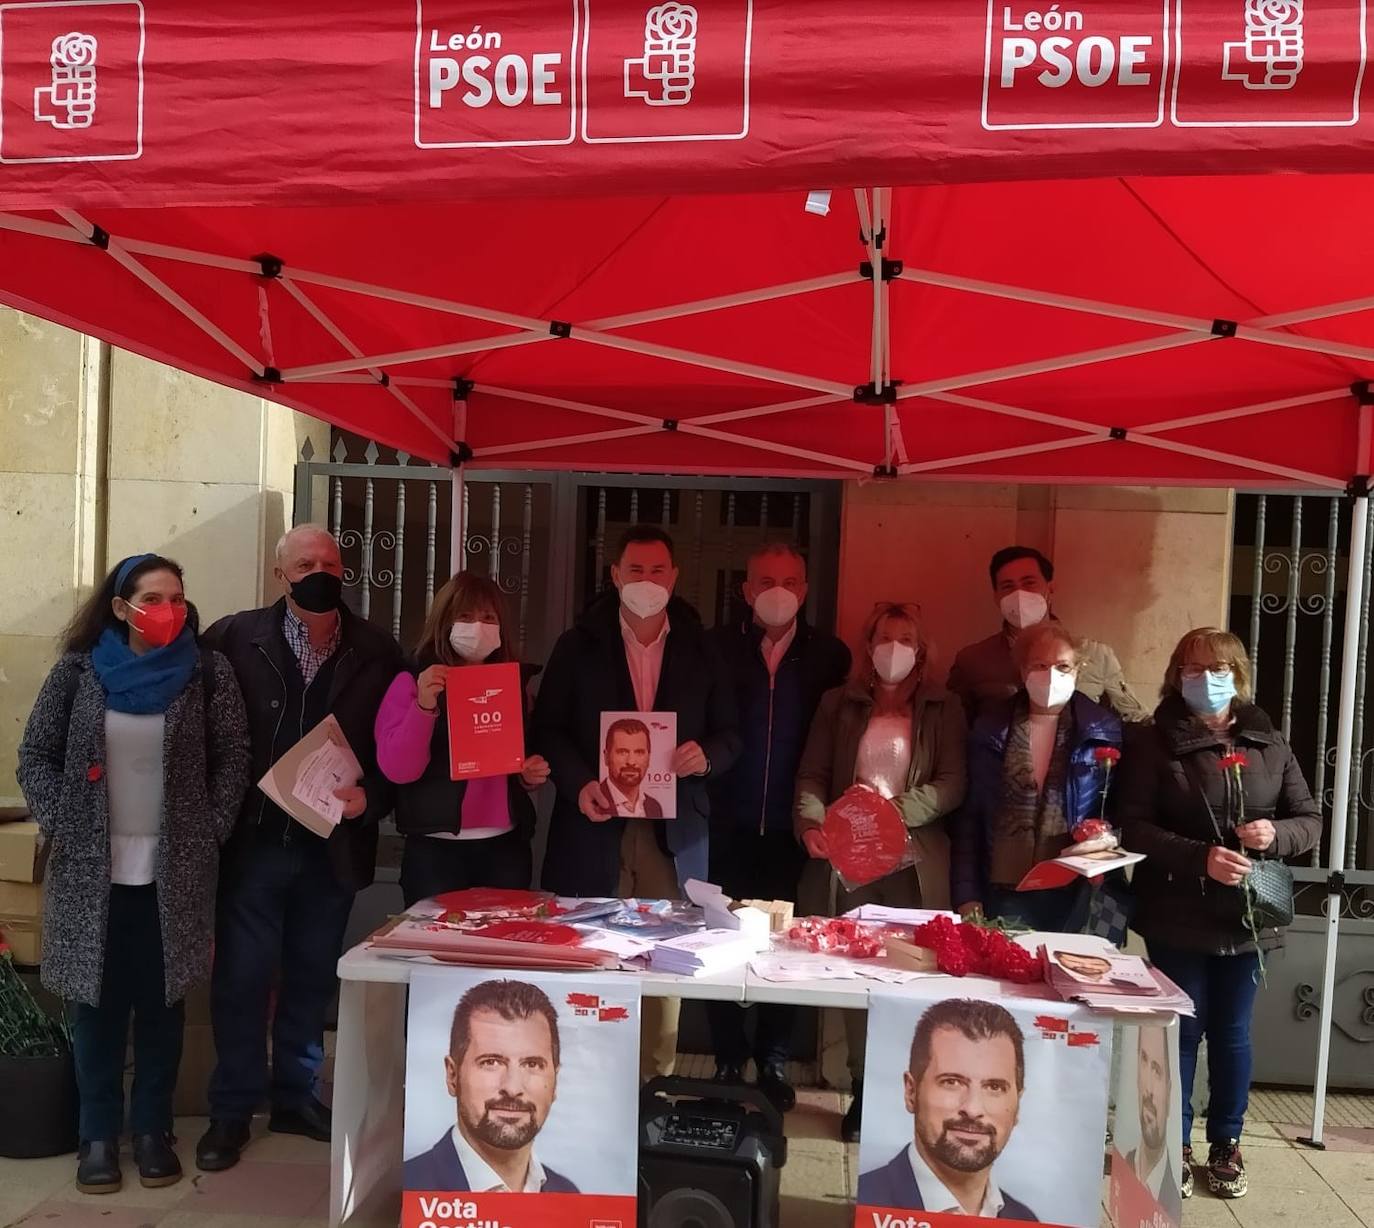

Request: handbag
left=1182, top=752, right=1294, bottom=931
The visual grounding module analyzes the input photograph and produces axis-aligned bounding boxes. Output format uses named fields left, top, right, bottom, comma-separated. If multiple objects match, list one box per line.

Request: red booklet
left=446, top=661, right=525, bottom=780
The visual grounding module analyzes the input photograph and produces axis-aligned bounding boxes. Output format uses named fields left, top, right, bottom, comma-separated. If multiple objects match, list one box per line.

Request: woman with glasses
left=1118, top=627, right=1321, bottom=1201
left=794, top=601, right=967, bottom=1142
left=951, top=621, right=1123, bottom=931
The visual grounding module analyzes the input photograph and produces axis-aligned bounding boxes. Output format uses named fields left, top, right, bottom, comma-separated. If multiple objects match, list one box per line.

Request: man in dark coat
left=704, top=542, right=850, bottom=1111
left=532, top=524, right=739, bottom=1078
left=857, top=999, right=1038, bottom=1221
left=196, top=525, right=402, bottom=1171
left=405, top=980, right=579, bottom=1195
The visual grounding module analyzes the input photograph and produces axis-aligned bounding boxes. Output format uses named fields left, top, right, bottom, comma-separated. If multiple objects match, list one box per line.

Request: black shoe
left=712, top=1062, right=746, bottom=1087
left=840, top=1079, right=862, bottom=1143
left=270, top=1097, right=332, bottom=1142
left=757, top=1062, right=797, bottom=1113
left=1181, top=1145, right=1195, bottom=1200
left=76, top=1139, right=122, bottom=1195
left=132, top=1132, right=183, bottom=1188
left=196, top=1118, right=251, bottom=1172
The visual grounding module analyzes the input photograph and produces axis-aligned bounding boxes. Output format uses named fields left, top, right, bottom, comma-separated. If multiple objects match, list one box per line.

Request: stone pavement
left=1, top=1087, right=1371, bottom=1227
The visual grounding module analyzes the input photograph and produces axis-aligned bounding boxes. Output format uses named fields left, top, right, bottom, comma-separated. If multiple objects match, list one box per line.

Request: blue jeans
left=1147, top=941, right=1261, bottom=1144
left=987, top=881, right=1088, bottom=933
left=71, top=884, right=185, bottom=1141
left=209, top=839, right=355, bottom=1119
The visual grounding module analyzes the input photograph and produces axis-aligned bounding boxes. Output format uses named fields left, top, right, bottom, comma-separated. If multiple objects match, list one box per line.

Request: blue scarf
left=92, top=626, right=198, bottom=715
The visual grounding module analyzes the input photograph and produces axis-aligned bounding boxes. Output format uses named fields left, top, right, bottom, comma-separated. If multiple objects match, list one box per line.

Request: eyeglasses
left=1180, top=664, right=1234, bottom=680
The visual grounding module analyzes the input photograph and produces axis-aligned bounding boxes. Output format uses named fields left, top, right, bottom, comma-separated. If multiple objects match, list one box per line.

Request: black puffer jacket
left=1118, top=694, right=1323, bottom=955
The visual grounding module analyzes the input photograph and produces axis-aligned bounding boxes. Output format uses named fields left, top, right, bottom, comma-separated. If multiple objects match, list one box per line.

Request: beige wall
left=0, top=308, right=328, bottom=808
left=835, top=481, right=1234, bottom=704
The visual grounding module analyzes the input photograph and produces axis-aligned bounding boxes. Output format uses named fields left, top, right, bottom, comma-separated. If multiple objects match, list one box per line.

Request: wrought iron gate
left=1232, top=492, right=1374, bottom=1087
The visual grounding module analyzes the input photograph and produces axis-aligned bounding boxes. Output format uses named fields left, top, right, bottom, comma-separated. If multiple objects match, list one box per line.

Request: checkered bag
left=1084, top=872, right=1134, bottom=946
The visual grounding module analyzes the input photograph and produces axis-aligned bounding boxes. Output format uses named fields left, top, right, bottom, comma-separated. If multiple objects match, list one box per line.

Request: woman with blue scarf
left=18, top=554, right=250, bottom=1196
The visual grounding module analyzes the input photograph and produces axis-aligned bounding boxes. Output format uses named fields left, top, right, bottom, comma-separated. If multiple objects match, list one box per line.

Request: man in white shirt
left=1127, top=1026, right=1181, bottom=1220
left=601, top=719, right=663, bottom=819
left=857, top=999, right=1039, bottom=1221
left=403, top=980, right=579, bottom=1195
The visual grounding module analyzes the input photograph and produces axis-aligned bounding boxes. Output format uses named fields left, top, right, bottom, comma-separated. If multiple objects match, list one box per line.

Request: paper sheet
left=290, top=739, right=354, bottom=828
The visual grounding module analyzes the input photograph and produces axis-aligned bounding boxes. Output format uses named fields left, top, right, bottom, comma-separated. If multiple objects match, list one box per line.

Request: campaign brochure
left=597, top=710, right=677, bottom=818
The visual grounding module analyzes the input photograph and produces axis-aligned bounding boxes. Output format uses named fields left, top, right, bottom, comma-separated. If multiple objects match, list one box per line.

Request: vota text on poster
left=982, top=0, right=1170, bottom=129
left=414, top=0, right=578, bottom=148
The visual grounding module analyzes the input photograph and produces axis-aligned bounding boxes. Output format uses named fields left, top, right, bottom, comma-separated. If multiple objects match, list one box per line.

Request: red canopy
left=1, top=0, right=1372, bottom=487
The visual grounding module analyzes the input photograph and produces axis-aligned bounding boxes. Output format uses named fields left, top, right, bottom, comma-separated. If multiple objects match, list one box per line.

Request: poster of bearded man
left=403, top=966, right=641, bottom=1228
left=855, top=987, right=1112, bottom=1228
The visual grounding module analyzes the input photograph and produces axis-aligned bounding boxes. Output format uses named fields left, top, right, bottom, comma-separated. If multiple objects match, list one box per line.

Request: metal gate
left=1231, top=492, right=1374, bottom=1091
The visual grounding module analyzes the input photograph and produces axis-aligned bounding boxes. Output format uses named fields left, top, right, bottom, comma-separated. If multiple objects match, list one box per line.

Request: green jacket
left=794, top=681, right=967, bottom=910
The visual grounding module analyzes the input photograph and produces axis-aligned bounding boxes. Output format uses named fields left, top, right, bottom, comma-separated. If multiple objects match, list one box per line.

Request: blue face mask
left=1181, top=671, right=1237, bottom=716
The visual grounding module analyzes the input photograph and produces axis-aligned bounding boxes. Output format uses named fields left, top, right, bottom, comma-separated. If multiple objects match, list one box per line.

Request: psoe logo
left=624, top=2, right=697, bottom=106
left=0, top=0, right=145, bottom=164
left=470, top=688, right=504, bottom=706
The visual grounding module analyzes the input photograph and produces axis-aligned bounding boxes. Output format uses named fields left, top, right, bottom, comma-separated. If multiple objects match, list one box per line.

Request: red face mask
left=127, top=601, right=187, bottom=649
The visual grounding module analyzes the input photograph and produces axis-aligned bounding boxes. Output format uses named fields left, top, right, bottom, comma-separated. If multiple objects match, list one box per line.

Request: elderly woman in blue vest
left=950, top=621, right=1123, bottom=930
left=17, top=554, right=250, bottom=1196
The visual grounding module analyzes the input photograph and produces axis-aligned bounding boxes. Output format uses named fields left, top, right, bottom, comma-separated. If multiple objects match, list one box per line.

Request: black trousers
left=399, top=828, right=534, bottom=907
left=70, top=884, right=185, bottom=1141
left=705, top=827, right=806, bottom=1071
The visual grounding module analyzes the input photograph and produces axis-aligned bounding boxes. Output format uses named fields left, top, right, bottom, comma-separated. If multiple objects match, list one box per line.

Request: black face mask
left=289, top=570, right=343, bottom=614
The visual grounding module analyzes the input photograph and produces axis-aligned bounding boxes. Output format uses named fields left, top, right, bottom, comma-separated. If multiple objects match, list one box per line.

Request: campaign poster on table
left=447, top=662, right=525, bottom=781
left=1109, top=1023, right=1183, bottom=1228
left=598, top=711, right=676, bottom=818
left=404, top=966, right=640, bottom=1228
left=855, top=986, right=1112, bottom=1228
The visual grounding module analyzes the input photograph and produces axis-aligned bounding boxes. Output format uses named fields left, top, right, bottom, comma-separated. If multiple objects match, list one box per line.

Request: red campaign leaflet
left=581, top=0, right=753, bottom=142
left=0, top=0, right=145, bottom=164
left=856, top=1211, right=1085, bottom=1227
left=464, top=920, right=587, bottom=946
left=447, top=662, right=526, bottom=781
left=1110, top=1148, right=1180, bottom=1228
left=822, top=788, right=908, bottom=888
left=433, top=887, right=556, bottom=921
left=1172, top=0, right=1366, bottom=126
left=415, top=0, right=578, bottom=148
left=982, top=0, right=1171, bottom=129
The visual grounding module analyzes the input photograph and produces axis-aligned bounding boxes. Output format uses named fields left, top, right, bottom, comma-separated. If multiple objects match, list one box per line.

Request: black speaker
left=638, top=1076, right=787, bottom=1228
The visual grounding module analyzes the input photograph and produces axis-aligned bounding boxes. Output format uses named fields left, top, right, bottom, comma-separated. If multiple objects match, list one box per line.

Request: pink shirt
left=759, top=622, right=797, bottom=678
left=374, top=671, right=512, bottom=835
left=620, top=612, right=669, bottom=711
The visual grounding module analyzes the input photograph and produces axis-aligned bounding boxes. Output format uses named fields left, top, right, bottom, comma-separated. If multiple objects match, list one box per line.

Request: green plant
left=0, top=945, right=69, bottom=1058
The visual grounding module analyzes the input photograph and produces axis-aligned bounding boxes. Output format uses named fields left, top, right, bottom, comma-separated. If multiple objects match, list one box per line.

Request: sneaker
left=1206, top=1139, right=1248, bottom=1199
left=1181, top=1145, right=1195, bottom=1200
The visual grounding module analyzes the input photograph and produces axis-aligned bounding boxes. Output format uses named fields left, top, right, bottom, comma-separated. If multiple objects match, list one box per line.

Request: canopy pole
left=450, top=394, right=468, bottom=577
left=1301, top=395, right=1373, bottom=1150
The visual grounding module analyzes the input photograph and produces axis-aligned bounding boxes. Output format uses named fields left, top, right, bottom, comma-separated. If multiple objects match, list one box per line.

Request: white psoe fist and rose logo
left=52, top=32, right=98, bottom=69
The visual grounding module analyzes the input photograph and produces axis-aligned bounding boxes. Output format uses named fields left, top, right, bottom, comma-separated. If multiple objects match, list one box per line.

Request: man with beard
left=1125, top=1026, right=1181, bottom=1216
left=601, top=718, right=663, bottom=819
left=404, top=980, right=579, bottom=1194
left=858, top=999, right=1038, bottom=1220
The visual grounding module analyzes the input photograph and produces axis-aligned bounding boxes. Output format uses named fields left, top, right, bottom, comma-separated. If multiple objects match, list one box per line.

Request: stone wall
left=0, top=309, right=327, bottom=808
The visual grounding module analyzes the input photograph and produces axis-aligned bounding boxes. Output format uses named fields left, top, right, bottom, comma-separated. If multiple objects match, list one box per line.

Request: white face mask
left=752, top=586, right=800, bottom=629
left=1026, top=667, right=1076, bottom=709
left=449, top=620, right=501, bottom=663
left=1001, top=589, right=1049, bottom=630
left=871, top=641, right=918, bottom=685
left=619, top=580, right=671, bottom=619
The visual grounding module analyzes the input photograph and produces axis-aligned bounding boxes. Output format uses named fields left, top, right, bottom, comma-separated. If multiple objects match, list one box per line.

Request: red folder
left=446, top=661, right=525, bottom=780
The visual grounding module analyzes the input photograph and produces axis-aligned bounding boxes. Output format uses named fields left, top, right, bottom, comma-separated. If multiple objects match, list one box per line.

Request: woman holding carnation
left=1118, top=627, right=1321, bottom=1201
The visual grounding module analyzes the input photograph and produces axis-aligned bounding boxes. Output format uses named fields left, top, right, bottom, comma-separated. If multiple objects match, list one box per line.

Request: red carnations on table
left=910, top=915, right=1043, bottom=984
left=784, top=916, right=885, bottom=958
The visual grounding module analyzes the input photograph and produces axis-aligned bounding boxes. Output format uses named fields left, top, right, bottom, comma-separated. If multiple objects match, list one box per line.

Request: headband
left=114, top=553, right=158, bottom=595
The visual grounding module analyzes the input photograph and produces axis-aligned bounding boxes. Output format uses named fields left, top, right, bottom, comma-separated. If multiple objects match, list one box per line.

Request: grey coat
left=17, top=651, right=251, bottom=1006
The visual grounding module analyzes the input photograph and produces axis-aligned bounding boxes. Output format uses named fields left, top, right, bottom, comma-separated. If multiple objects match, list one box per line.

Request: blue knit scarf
left=91, top=626, right=198, bottom=715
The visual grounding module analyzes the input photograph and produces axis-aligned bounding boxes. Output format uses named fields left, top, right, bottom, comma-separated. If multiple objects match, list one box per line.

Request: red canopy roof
left=1, top=1, right=1372, bottom=488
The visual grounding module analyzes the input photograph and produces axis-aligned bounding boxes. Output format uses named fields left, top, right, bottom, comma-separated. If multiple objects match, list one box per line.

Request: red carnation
left=1072, top=818, right=1111, bottom=843
left=1094, top=746, right=1122, bottom=765
left=87, top=763, right=103, bottom=782
left=1220, top=751, right=1249, bottom=771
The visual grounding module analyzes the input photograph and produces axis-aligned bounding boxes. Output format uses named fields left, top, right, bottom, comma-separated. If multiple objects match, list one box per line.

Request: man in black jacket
left=196, top=525, right=402, bottom=1171
left=705, top=543, right=849, bottom=1110
left=533, top=525, right=740, bottom=1078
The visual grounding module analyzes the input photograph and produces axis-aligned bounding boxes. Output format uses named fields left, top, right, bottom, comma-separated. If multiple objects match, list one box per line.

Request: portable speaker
left=638, top=1076, right=788, bottom=1228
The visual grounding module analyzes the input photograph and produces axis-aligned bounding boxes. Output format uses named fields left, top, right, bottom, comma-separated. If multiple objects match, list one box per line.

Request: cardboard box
left=0, top=821, right=43, bottom=883
left=0, top=916, right=41, bottom=965
left=173, top=1023, right=217, bottom=1116
left=0, top=879, right=41, bottom=917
